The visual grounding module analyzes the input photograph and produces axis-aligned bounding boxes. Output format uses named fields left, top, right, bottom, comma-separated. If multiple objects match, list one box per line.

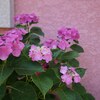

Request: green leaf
left=22, top=44, right=31, bottom=56
left=2, top=93, right=11, bottom=100
left=52, top=49, right=62, bottom=59
left=32, top=74, right=53, bottom=98
left=51, top=68, right=60, bottom=79
left=49, top=62, right=60, bottom=79
left=74, top=92, right=83, bottom=100
left=43, top=69, right=60, bottom=84
left=0, top=64, right=14, bottom=85
left=74, top=40, right=79, bottom=44
left=29, top=34, right=40, bottom=45
left=56, top=88, right=83, bottom=100
left=55, top=88, right=76, bottom=100
left=72, top=83, right=86, bottom=95
left=30, top=27, right=44, bottom=36
left=0, top=84, right=6, bottom=100
left=82, top=93, right=95, bottom=100
left=76, top=68, right=86, bottom=77
left=15, top=60, right=44, bottom=75
left=45, top=93, right=56, bottom=100
left=61, top=51, right=79, bottom=60
left=67, top=59, right=79, bottom=67
left=12, top=51, right=44, bottom=75
left=71, top=44, right=84, bottom=53
left=11, top=81, right=37, bottom=100
left=7, top=71, right=18, bottom=85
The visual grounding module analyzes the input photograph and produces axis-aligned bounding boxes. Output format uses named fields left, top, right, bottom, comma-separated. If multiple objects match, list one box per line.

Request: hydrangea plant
left=0, top=13, right=95, bottom=100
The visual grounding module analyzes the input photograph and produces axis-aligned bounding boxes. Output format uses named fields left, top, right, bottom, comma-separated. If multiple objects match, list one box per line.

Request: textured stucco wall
left=0, top=0, right=100, bottom=99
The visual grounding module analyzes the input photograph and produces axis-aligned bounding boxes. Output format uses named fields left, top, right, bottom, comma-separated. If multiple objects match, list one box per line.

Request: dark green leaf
left=49, top=62, right=60, bottom=79
left=45, top=93, right=56, bottom=100
left=76, top=68, right=86, bottom=77
left=61, top=51, right=79, bottom=60
left=0, top=84, right=6, bottom=100
left=30, top=27, right=44, bottom=36
left=11, top=81, right=37, bottom=100
left=0, top=64, right=14, bottom=85
left=29, top=34, right=40, bottom=45
left=32, top=74, right=53, bottom=98
left=67, top=59, right=79, bottom=67
left=71, top=44, right=84, bottom=53
left=56, top=87, right=83, bottom=100
left=82, top=93, right=95, bottom=100
left=43, top=69, right=60, bottom=84
left=51, top=68, right=60, bottom=80
left=7, top=71, right=18, bottom=85
left=15, top=60, right=44, bottom=75
left=22, top=44, right=31, bottom=57
left=52, top=49, right=62, bottom=59
left=55, top=88, right=76, bottom=100
left=2, top=93, right=11, bottom=100
left=72, top=83, right=86, bottom=95
left=22, top=33, right=30, bottom=43
left=74, top=40, right=79, bottom=44
left=74, top=92, right=83, bottom=100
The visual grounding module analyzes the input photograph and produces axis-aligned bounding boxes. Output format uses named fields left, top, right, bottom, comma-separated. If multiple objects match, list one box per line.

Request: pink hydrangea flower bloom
left=41, top=46, right=52, bottom=63
left=0, top=45, right=12, bottom=60
left=29, top=45, right=43, bottom=61
left=0, top=38, right=4, bottom=45
left=29, top=45, right=52, bottom=63
left=60, top=66, right=68, bottom=74
left=43, top=39, right=58, bottom=49
left=58, top=27, right=80, bottom=40
left=12, top=41, right=24, bottom=57
left=5, top=28, right=27, bottom=42
left=29, top=13, right=39, bottom=23
left=58, top=40, right=71, bottom=50
left=70, top=28, right=80, bottom=40
left=0, top=28, right=26, bottom=60
left=60, top=66, right=81, bottom=85
left=61, top=74, right=73, bottom=85
left=15, top=13, right=39, bottom=25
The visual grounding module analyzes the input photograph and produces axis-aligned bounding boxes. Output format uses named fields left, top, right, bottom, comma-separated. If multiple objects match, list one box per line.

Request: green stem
left=6, top=86, right=23, bottom=93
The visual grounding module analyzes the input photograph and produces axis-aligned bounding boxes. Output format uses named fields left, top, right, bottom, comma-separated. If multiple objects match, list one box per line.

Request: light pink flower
left=41, top=46, right=52, bottom=63
left=58, top=40, right=71, bottom=50
left=60, top=66, right=81, bottom=85
left=74, top=76, right=81, bottom=83
left=61, top=74, right=73, bottom=85
left=29, top=45, right=52, bottom=63
left=29, top=45, right=43, bottom=61
left=60, top=66, right=68, bottom=74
